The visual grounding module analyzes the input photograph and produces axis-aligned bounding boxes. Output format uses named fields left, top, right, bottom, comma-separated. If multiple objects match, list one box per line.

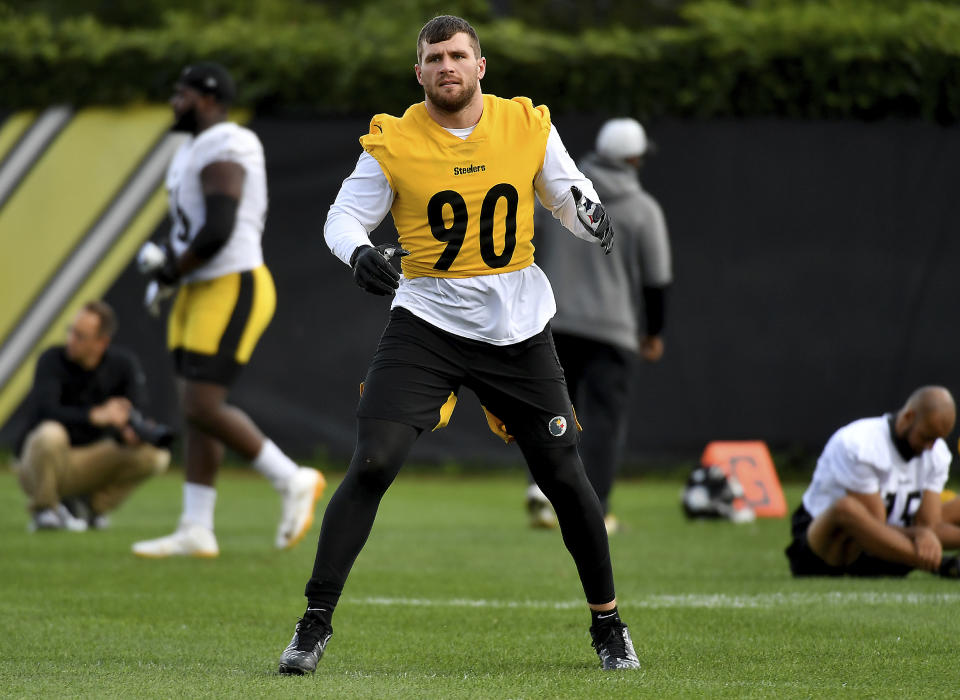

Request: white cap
left=595, top=118, right=648, bottom=160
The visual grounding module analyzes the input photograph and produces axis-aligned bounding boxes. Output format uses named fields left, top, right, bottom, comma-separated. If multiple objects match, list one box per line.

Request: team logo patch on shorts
left=548, top=415, right=568, bottom=437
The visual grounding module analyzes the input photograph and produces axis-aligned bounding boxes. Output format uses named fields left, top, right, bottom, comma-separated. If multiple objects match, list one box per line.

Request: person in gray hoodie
left=526, top=118, right=673, bottom=533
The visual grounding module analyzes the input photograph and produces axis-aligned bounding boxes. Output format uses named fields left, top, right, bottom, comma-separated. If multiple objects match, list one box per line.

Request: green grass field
left=2, top=466, right=959, bottom=698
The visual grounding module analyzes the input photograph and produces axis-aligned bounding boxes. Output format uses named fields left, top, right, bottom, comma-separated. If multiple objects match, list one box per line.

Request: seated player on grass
left=786, top=385, right=960, bottom=578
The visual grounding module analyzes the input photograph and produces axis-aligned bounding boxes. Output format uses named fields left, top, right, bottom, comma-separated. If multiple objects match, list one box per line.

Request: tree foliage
left=2, top=1, right=960, bottom=122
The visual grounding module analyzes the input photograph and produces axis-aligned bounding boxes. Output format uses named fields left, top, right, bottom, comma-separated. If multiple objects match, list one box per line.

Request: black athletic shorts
left=357, top=307, right=578, bottom=449
left=785, top=504, right=913, bottom=578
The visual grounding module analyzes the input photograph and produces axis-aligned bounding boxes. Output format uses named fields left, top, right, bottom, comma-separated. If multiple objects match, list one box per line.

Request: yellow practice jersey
left=360, top=95, right=551, bottom=279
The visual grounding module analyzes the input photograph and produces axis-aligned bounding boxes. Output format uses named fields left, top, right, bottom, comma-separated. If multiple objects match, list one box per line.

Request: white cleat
left=528, top=497, right=558, bottom=529
left=132, top=523, right=219, bottom=559
left=526, top=483, right=557, bottom=529
left=276, top=467, right=326, bottom=550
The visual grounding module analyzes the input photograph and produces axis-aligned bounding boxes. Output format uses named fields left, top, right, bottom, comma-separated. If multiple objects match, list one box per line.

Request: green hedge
left=3, top=1, right=960, bottom=121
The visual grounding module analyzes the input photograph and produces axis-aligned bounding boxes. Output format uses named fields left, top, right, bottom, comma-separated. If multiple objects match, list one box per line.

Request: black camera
left=128, top=409, right=176, bottom=448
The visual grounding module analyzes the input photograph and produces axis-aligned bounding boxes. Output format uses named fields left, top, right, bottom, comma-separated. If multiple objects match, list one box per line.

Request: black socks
left=304, top=605, right=333, bottom=627
left=590, top=606, right=621, bottom=628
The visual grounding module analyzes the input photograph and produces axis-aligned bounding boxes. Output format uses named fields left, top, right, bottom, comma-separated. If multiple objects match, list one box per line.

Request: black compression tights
left=304, top=418, right=417, bottom=609
left=520, top=440, right=615, bottom=605
left=304, top=418, right=615, bottom=611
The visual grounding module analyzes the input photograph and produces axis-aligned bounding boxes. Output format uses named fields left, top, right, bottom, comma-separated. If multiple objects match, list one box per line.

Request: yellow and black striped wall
left=0, top=106, right=187, bottom=431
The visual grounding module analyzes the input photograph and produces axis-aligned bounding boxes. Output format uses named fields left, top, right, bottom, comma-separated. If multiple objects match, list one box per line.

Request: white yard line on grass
left=351, top=592, right=960, bottom=610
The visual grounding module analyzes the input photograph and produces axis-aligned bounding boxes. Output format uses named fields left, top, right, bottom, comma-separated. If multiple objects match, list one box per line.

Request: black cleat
left=939, top=555, right=960, bottom=579
left=590, top=621, right=640, bottom=670
left=278, top=609, right=333, bottom=675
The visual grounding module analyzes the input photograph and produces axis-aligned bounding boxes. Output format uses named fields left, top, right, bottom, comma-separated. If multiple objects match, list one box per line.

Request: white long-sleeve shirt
left=324, top=123, right=601, bottom=345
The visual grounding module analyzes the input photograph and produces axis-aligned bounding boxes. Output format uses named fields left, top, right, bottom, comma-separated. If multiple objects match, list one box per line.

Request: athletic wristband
left=642, top=285, right=667, bottom=336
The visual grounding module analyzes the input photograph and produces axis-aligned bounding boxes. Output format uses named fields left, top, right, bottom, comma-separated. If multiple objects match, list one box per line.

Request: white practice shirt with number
left=166, top=122, right=267, bottom=283
left=324, top=122, right=601, bottom=345
left=802, top=416, right=951, bottom=525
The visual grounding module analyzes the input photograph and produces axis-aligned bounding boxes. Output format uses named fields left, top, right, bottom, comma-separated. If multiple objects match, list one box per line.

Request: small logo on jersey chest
left=548, top=416, right=567, bottom=437
left=453, top=163, right=486, bottom=176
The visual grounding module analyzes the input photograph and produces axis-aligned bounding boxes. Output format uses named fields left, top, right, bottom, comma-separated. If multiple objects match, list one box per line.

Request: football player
left=786, top=385, right=960, bottom=578
left=278, top=15, right=637, bottom=674
left=133, top=63, right=324, bottom=558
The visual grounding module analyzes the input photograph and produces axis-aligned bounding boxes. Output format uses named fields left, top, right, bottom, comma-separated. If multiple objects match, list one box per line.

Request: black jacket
left=16, top=345, right=146, bottom=455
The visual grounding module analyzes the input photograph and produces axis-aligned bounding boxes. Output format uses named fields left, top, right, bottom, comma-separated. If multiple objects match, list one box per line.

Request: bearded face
left=169, top=83, right=202, bottom=134
left=416, top=32, right=485, bottom=116
left=171, top=104, right=199, bottom=133
left=422, top=75, right=479, bottom=114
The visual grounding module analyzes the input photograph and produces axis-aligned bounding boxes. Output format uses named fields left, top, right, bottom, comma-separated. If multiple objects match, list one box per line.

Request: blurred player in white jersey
left=786, top=385, right=960, bottom=578
left=133, top=63, right=324, bottom=558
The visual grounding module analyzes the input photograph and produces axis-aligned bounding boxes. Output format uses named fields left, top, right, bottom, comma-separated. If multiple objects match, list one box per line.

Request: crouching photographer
left=13, top=301, right=172, bottom=532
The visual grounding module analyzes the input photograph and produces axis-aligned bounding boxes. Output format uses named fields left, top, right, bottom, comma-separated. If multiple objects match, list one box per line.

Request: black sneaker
left=278, top=609, right=333, bottom=675
left=590, top=622, right=640, bottom=670
left=939, top=555, right=960, bottom=579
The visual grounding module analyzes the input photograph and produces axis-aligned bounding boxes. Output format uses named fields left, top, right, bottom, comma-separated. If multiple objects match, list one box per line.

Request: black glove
left=350, top=243, right=410, bottom=296
left=154, top=255, right=181, bottom=286
left=571, top=186, right=614, bottom=254
left=137, top=240, right=180, bottom=285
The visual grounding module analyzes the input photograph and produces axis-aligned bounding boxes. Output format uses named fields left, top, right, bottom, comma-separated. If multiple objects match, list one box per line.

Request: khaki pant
left=14, top=421, right=170, bottom=514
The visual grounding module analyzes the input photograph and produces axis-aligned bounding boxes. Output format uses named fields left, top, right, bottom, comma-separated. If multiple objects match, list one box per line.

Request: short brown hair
left=83, top=300, right=117, bottom=338
left=417, top=15, right=481, bottom=63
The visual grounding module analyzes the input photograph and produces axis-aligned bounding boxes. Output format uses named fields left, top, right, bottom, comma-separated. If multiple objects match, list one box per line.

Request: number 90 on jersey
left=427, top=183, right=520, bottom=271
